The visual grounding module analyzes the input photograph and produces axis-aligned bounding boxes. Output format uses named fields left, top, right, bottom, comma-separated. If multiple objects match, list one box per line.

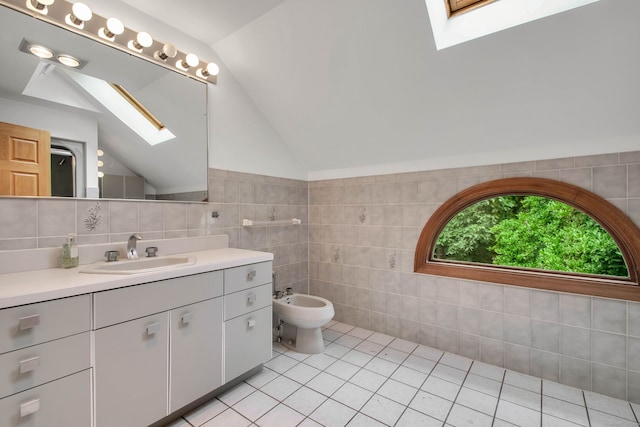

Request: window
left=446, top=0, right=497, bottom=17
left=426, top=0, right=601, bottom=50
left=415, top=178, right=640, bottom=301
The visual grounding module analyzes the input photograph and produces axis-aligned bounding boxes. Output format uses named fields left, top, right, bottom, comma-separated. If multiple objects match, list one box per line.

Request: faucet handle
left=145, top=246, right=158, bottom=257
left=104, top=250, right=119, bottom=262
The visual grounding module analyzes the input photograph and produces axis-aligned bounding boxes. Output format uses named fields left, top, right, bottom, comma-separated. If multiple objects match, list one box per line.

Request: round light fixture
left=185, top=53, right=199, bottom=67
left=57, top=54, right=80, bottom=68
left=28, top=44, right=54, bottom=59
left=137, top=32, right=153, bottom=48
left=197, top=62, right=219, bottom=79
left=72, top=2, right=92, bottom=21
left=97, top=171, right=104, bottom=178
left=128, top=31, right=153, bottom=52
left=65, top=2, right=92, bottom=28
left=154, top=43, right=177, bottom=61
left=99, top=17, right=124, bottom=41
left=206, top=63, right=220, bottom=76
left=177, top=53, right=199, bottom=70
left=97, top=149, right=104, bottom=157
left=26, top=0, right=55, bottom=15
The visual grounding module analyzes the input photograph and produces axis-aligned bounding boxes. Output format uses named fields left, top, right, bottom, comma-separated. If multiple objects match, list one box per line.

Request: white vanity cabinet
left=223, top=261, right=273, bottom=381
left=0, top=247, right=274, bottom=427
left=93, top=271, right=223, bottom=427
left=0, top=295, right=91, bottom=427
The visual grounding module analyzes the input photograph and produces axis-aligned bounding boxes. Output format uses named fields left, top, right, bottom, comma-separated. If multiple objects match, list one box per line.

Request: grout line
left=442, top=356, right=472, bottom=425
left=490, top=368, right=507, bottom=427
left=582, top=390, right=591, bottom=427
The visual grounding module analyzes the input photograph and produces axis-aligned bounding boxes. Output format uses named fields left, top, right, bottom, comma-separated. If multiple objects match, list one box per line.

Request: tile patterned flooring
left=166, top=321, right=640, bottom=427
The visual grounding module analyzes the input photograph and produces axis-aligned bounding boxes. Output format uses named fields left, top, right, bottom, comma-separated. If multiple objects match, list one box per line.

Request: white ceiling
left=121, top=0, right=288, bottom=45
left=124, top=0, right=640, bottom=177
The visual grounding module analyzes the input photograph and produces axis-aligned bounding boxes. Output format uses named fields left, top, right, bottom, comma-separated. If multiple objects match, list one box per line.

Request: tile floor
left=166, top=321, right=640, bottom=427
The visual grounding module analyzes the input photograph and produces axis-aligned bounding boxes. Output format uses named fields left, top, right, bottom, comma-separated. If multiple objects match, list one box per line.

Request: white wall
left=0, top=96, right=99, bottom=196
left=82, top=0, right=308, bottom=181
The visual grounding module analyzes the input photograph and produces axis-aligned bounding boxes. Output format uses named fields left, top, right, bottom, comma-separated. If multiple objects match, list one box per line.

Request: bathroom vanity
left=0, top=240, right=273, bottom=427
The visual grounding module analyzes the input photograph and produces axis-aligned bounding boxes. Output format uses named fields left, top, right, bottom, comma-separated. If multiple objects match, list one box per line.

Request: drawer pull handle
left=181, top=312, right=193, bottom=325
left=20, top=399, right=40, bottom=417
left=247, top=292, right=256, bottom=305
left=146, top=323, right=161, bottom=336
left=19, top=356, right=40, bottom=374
left=19, top=314, right=40, bottom=330
left=247, top=318, right=256, bottom=328
left=247, top=270, right=256, bottom=281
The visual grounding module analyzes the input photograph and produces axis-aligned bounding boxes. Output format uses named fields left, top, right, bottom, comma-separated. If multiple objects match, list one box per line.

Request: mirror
left=0, top=5, right=208, bottom=201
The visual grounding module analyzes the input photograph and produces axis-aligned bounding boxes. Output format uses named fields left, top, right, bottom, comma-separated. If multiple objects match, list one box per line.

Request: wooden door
left=0, top=122, right=51, bottom=196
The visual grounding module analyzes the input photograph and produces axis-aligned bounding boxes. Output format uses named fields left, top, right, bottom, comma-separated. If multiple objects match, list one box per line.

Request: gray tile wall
left=2, top=152, right=640, bottom=402
left=308, top=151, right=640, bottom=403
left=207, top=168, right=309, bottom=294
left=0, top=168, right=308, bottom=293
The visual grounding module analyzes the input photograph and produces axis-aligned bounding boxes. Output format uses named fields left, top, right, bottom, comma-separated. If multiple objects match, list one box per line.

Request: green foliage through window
left=434, top=196, right=629, bottom=277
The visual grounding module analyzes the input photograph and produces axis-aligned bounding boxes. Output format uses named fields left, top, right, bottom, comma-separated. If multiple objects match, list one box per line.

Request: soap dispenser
left=61, top=233, right=79, bottom=268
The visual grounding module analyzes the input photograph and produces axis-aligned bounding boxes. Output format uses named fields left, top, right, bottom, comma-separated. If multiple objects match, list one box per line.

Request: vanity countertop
left=0, top=248, right=273, bottom=309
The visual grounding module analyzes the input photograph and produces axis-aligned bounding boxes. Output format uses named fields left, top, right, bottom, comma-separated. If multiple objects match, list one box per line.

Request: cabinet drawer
left=0, top=294, right=91, bottom=354
left=0, top=332, right=90, bottom=399
left=94, top=270, right=222, bottom=329
left=224, top=283, right=272, bottom=321
left=224, top=262, right=272, bottom=294
left=224, top=306, right=272, bottom=382
left=0, top=369, right=91, bottom=427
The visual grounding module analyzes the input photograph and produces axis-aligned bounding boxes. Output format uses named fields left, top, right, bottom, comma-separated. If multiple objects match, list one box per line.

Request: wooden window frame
left=414, top=177, right=640, bottom=301
left=446, top=0, right=498, bottom=18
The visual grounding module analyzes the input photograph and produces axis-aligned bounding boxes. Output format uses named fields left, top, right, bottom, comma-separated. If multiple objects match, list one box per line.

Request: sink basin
left=80, top=256, right=196, bottom=275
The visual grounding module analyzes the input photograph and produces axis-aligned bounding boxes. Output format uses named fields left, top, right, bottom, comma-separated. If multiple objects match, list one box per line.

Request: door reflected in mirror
left=0, top=5, right=209, bottom=202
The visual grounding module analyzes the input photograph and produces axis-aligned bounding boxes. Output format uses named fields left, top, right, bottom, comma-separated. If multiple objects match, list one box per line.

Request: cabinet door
left=170, top=297, right=223, bottom=412
left=224, top=306, right=272, bottom=382
left=94, top=313, right=169, bottom=427
left=0, top=369, right=90, bottom=427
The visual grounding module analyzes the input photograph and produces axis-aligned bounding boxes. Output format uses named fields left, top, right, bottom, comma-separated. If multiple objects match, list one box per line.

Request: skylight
left=426, top=0, right=600, bottom=50
left=446, top=0, right=496, bottom=16
left=64, top=69, right=176, bottom=145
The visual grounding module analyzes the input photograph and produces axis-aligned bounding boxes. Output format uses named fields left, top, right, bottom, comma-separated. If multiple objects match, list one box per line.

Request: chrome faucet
left=127, top=234, right=142, bottom=260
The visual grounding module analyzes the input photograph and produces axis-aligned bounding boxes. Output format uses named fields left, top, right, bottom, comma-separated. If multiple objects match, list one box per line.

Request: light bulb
left=97, top=160, right=104, bottom=167
left=97, top=149, right=104, bottom=156
left=128, top=31, right=153, bottom=52
left=99, top=17, right=124, bottom=41
left=72, top=3, right=92, bottom=20
left=57, top=54, right=80, bottom=68
left=97, top=171, right=104, bottom=178
left=28, top=44, right=54, bottom=59
left=197, top=62, right=219, bottom=79
left=26, top=0, right=54, bottom=15
left=177, top=53, right=199, bottom=70
left=154, top=43, right=177, bottom=61
left=65, top=2, right=92, bottom=28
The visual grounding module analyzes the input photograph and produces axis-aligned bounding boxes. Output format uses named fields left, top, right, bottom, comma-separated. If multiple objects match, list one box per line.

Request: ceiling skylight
left=426, top=0, right=600, bottom=50
left=64, top=69, right=176, bottom=145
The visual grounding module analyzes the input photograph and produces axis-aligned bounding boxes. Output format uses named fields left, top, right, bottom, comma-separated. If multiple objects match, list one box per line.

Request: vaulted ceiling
left=123, top=0, right=640, bottom=177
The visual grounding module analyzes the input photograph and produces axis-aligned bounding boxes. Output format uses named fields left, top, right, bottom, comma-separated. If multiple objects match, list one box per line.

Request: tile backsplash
left=2, top=152, right=640, bottom=403
left=0, top=168, right=309, bottom=294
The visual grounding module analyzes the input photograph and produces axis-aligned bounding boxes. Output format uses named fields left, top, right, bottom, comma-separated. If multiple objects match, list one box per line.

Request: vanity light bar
left=1, top=0, right=218, bottom=84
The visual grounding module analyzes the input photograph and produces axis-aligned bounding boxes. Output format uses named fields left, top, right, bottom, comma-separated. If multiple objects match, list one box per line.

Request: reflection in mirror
left=0, top=5, right=208, bottom=201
